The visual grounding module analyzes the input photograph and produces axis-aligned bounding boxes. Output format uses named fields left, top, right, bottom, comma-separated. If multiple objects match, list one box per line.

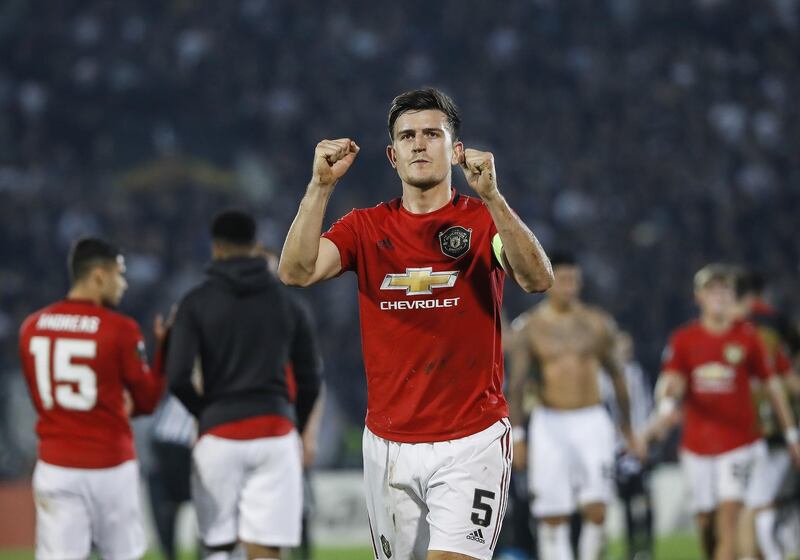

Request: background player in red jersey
left=18, top=237, right=168, bottom=560
left=278, top=88, right=553, bottom=560
left=644, top=264, right=800, bottom=560
left=734, top=269, right=800, bottom=560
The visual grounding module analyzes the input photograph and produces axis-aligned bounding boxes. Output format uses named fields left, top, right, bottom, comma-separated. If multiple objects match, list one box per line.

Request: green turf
left=0, top=535, right=702, bottom=559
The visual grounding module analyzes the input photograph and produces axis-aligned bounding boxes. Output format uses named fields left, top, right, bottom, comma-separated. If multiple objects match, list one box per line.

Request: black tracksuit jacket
left=166, top=257, right=322, bottom=435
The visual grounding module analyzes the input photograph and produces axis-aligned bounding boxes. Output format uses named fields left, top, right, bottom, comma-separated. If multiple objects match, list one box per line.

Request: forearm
left=482, top=191, right=552, bottom=293
left=169, top=377, right=204, bottom=417
left=611, top=371, right=633, bottom=435
left=278, top=182, right=334, bottom=286
left=508, top=374, right=530, bottom=429
left=767, top=378, right=799, bottom=435
left=644, top=373, right=685, bottom=441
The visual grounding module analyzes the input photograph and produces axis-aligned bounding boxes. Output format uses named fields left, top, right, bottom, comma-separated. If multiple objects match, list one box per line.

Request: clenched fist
left=458, top=148, right=499, bottom=200
left=312, top=138, right=360, bottom=188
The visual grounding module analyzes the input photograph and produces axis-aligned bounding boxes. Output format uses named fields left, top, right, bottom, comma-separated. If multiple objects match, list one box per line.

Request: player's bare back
left=520, top=302, right=612, bottom=409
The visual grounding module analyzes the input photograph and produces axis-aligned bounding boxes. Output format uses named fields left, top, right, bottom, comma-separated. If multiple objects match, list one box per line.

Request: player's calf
left=695, top=512, right=716, bottom=559
left=716, top=501, right=742, bottom=560
left=244, top=541, right=281, bottom=560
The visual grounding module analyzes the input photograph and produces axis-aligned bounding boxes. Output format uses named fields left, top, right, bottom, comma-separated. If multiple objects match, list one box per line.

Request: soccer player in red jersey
left=279, top=88, right=553, bottom=560
left=644, top=264, right=800, bottom=560
left=734, top=269, right=800, bottom=560
left=18, top=237, right=168, bottom=560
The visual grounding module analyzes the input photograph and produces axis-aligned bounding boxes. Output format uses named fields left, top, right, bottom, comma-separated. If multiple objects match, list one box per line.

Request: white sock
left=578, top=521, right=604, bottom=560
left=756, top=509, right=782, bottom=560
left=204, top=552, right=231, bottom=560
left=538, top=522, right=574, bottom=560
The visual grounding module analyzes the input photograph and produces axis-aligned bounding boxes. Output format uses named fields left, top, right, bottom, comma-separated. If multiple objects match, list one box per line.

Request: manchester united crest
left=438, top=226, right=472, bottom=259
left=723, top=343, right=744, bottom=365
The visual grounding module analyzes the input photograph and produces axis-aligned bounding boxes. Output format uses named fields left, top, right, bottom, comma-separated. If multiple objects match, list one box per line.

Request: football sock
left=204, top=552, right=231, bottom=560
left=538, top=522, right=574, bottom=560
left=578, top=521, right=604, bottom=560
left=756, top=508, right=782, bottom=560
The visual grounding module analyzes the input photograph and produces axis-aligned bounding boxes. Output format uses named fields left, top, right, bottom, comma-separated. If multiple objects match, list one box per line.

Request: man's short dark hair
left=211, top=210, right=257, bottom=246
left=68, top=237, right=120, bottom=283
left=549, top=250, right=577, bottom=269
left=735, top=268, right=766, bottom=298
left=388, top=88, right=461, bottom=141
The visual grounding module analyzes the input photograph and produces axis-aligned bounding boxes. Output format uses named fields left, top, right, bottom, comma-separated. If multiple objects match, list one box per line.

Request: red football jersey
left=661, top=319, right=773, bottom=455
left=18, top=299, right=166, bottom=468
left=323, top=189, right=508, bottom=442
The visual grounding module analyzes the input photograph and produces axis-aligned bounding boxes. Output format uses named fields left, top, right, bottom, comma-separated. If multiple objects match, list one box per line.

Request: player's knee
left=539, top=515, right=571, bottom=526
left=243, top=541, right=281, bottom=560
left=427, top=550, right=480, bottom=560
left=695, top=511, right=713, bottom=530
left=203, top=542, right=236, bottom=558
left=582, top=503, right=606, bottom=525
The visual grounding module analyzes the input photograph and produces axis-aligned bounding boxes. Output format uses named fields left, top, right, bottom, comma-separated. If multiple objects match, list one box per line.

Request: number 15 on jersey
left=28, top=336, right=98, bottom=411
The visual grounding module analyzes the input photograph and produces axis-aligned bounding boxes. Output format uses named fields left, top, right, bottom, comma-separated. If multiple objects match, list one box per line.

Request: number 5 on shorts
left=471, top=489, right=495, bottom=527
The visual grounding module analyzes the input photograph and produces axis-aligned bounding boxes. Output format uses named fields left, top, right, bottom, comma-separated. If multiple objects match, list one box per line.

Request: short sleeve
left=322, top=210, right=359, bottom=273
left=749, top=332, right=775, bottom=380
left=661, top=333, right=688, bottom=377
left=775, top=346, right=792, bottom=376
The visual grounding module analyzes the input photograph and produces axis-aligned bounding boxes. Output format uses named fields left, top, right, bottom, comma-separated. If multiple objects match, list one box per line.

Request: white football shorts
left=745, top=446, right=791, bottom=509
left=529, top=405, right=616, bottom=517
left=680, top=439, right=767, bottom=513
left=33, top=459, right=146, bottom=560
left=363, top=418, right=513, bottom=560
left=191, top=431, right=303, bottom=548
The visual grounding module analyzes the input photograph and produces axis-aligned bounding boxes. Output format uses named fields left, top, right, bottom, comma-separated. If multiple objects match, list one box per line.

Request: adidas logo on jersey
left=466, top=528, right=486, bottom=544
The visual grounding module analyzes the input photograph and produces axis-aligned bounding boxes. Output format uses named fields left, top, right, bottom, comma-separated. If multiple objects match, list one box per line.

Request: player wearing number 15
left=18, top=237, right=168, bottom=560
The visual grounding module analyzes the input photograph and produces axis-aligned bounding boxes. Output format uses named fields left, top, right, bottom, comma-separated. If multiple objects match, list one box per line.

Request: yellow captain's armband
left=491, top=233, right=507, bottom=272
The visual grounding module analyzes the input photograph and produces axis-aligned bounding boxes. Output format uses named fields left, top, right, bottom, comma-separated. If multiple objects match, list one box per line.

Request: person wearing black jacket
left=167, top=210, right=322, bottom=560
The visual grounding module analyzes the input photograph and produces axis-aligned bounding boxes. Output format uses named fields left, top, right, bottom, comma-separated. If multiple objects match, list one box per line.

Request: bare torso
left=518, top=301, right=612, bottom=409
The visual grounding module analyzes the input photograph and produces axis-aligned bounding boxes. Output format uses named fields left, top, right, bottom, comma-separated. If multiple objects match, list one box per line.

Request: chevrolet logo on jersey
left=380, top=267, right=458, bottom=296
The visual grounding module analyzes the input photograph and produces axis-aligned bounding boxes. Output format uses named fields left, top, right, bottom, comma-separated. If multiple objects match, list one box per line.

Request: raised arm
left=278, top=139, right=359, bottom=287
left=458, top=148, right=553, bottom=293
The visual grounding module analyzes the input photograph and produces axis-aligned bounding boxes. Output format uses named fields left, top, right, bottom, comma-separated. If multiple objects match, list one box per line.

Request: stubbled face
left=98, top=256, right=128, bottom=307
left=387, top=109, right=463, bottom=190
left=549, top=264, right=582, bottom=307
left=695, top=280, right=735, bottom=321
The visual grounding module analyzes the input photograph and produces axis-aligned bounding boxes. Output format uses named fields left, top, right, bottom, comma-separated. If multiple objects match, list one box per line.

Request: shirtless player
left=508, top=251, right=640, bottom=560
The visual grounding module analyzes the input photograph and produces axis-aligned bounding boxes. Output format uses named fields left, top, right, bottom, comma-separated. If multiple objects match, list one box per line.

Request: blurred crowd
left=1, top=0, right=799, bottom=476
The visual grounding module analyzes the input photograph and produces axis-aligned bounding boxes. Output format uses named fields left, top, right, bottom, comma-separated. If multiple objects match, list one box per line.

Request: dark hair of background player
left=387, top=88, right=461, bottom=141
left=211, top=209, right=257, bottom=247
left=549, top=250, right=578, bottom=269
left=68, top=237, right=121, bottom=283
left=735, top=268, right=766, bottom=298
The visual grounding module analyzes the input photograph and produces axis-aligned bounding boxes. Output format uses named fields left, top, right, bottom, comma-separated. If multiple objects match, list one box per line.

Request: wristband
left=512, top=426, right=526, bottom=443
left=786, top=427, right=800, bottom=445
left=657, top=397, right=677, bottom=418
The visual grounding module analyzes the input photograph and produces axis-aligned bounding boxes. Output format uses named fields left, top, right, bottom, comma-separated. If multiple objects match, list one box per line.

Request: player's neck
left=700, top=314, right=732, bottom=334
left=401, top=181, right=452, bottom=214
left=66, top=285, right=102, bottom=306
left=546, top=298, right=578, bottom=314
